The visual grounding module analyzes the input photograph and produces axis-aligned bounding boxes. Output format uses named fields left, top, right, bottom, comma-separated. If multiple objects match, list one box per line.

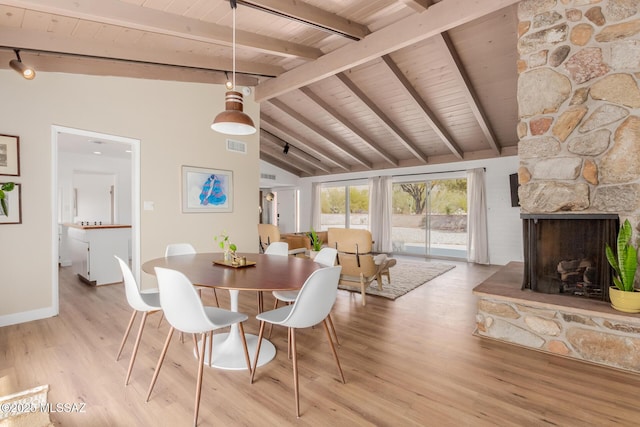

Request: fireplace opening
left=521, top=214, right=619, bottom=302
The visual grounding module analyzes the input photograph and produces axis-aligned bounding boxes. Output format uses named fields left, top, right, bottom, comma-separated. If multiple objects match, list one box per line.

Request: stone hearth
left=474, top=262, right=640, bottom=373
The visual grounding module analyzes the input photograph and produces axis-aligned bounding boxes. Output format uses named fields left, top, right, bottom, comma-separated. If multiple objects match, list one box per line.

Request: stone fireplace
left=474, top=0, right=640, bottom=374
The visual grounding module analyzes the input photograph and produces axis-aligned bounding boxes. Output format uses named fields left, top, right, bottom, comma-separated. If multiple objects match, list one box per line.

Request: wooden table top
left=141, top=252, right=322, bottom=292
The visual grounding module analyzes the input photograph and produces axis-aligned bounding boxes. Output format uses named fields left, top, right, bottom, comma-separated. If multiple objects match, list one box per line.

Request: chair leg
left=327, top=314, right=340, bottom=347
left=237, top=322, right=252, bottom=377
left=323, top=319, right=345, bottom=384
left=376, top=273, right=383, bottom=291
left=125, top=310, right=149, bottom=385
left=250, top=321, right=266, bottom=384
left=208, top=331, right=213, bottom=367
left=116, top=309, right=137, bottom=361
left=192, top=334, right=199, bottom=356
left=267, top=298, right=280, bottom=339
left=146, top=326, right=175, bottom=402
left=212, top=289, right=220, bottom=307
left=193, top=332, right=207, bottom=427
left=156, top=312, right=164, bottom=329
left=291, top=328, right=300, bottom=418
left=360, top=274, right=367, bottom=306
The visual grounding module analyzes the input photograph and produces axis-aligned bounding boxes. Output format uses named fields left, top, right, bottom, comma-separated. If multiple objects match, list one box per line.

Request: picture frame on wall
left=181, top=166, right=233, bottom=213
left=0, top=183, right=22, bottom=224
left=0, top=134, right=20, bottom=176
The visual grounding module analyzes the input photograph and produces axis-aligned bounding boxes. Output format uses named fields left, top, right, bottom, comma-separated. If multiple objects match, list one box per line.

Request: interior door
left=276, top=189, right=297, bottom=233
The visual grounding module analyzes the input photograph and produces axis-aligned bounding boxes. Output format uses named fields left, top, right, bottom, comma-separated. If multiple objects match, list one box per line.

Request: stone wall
left=476, top=294, right=640, bottom=372
left=517, top=0, right=640, bottom=227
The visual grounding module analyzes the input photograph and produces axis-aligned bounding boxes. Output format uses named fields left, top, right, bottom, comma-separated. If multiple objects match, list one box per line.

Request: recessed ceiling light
left=93, top=151, right=102, bottom=155
left=125, top=149, right=132, bottom=153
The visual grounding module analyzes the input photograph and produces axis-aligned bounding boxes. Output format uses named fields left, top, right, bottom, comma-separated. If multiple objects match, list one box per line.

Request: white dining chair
left=264, top=241, right=289, bottom=256
left=147, top=267, right=251, bottom=427
left=165, top=243, right=219, bottom=307
left=269, top=248, right=340, bottom=345
left=114, top=255, right=162, bottom=386
left=250, top=265, right=345, bottom=418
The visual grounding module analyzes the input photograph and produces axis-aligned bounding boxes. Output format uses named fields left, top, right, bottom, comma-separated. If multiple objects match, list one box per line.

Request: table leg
left=196, top=289, right=276, bottom=370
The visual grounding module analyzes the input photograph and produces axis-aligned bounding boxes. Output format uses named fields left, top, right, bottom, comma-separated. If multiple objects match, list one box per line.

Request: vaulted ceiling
left=0, top=0, right=521, bottom=177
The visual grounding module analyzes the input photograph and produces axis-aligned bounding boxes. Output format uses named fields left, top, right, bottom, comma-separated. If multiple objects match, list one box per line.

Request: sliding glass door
left=391, top=176, right=468, bottom=259
left=319, top=183, right=369, bottom=231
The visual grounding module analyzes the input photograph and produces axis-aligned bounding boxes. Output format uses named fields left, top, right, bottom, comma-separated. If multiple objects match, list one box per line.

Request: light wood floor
left=2, top=259, right=640, bottom=426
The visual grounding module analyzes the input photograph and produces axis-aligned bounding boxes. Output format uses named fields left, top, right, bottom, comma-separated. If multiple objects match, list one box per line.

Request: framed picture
left=182, top=166, right=233, bottom=213
left=0, top=183, right=22, bottom=224
left=0, top=134, right=20, bottom=176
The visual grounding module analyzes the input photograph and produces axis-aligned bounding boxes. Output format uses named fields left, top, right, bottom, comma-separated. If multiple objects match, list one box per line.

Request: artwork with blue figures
left=199, top=174, right=227, bottom=206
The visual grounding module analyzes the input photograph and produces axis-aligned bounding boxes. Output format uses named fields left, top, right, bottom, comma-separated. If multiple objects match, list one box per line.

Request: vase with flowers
left=215, top=232, right=237, bottom=263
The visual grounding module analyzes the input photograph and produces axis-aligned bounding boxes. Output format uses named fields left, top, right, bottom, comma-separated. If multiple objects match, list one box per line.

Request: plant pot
left=309, top=250, right=319, bottom=260
left=609, top=287, right=640, bottom=313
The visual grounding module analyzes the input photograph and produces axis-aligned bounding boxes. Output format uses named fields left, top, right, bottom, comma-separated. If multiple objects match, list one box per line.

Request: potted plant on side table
left=308, top=228, right=323, bottom=259
left=605, top=219, right=640, bottom=313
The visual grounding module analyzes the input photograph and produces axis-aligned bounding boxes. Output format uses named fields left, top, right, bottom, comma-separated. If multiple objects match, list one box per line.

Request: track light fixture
left=283, top=143, right=290, bottom=155
left=211, top=0, right=256, bottom=136
left=9, top=49, right=35, bottom=80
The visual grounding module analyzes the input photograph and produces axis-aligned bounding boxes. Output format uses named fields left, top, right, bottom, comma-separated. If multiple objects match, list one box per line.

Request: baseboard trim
left=0, top=306, right=58, bottom=327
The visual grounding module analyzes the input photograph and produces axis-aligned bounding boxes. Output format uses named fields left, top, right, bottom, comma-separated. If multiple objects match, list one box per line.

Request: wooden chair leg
left=212, top=289, right=220, bottom=307
left=323, top=319, right=345, bottom=383
left=291, top=328, right=300, bottom=418
left=193, top=332, right=206, bottom=427
left=146, top=327, right=175, bottom=402
left=327, top=314, right=340, bottom=347
left=116, top=310, right=137, bottom=361
left=208, top=331, right=213, bottom=367
left=250, top=321, right=266, bottom=384
left=267, top=298, right=280, bottom=339
left=376, top=273, right=383, bottom=291
left=156, top=312, right=164, bottom=329
left=360, top=274, right=367, bottom=306
left=125, top=311, right=149, bottom=385
left=237, top=322, right=252, bottom=377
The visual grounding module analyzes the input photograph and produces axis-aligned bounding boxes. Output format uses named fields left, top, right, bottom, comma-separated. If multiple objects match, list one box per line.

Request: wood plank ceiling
left=0, top=0, right=521, bottom=177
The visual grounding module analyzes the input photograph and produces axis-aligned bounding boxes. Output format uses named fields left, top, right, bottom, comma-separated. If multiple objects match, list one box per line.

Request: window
left=319, top=183, right=369, bottom=231
left=391, top=177, right=468, bottom=259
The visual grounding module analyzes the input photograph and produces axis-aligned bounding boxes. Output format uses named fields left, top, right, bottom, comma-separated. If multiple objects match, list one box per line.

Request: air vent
left=226, top=139, right=247, bottom=154
left=261, top=173, right=276, bottom=181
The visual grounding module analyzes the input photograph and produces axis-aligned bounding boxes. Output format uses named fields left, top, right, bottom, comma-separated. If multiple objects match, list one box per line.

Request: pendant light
left=211, top=1, right=256, bottom=135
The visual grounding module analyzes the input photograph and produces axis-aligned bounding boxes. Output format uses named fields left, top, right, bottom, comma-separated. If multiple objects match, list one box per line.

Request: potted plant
left=215, top=232, right=237, bottom=263
left=0, top=182, right=15, bottom=217
left=605, top=218, right=640, bottom=313
left=308, top=228, right=323, bottom=259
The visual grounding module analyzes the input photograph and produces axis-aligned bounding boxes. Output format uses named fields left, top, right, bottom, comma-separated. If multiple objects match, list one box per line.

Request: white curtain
left=368, top=176, right=393, bottom=253
left=467, top=168, right=490, bottom=264
left=310, top=182, right=321, bottom=231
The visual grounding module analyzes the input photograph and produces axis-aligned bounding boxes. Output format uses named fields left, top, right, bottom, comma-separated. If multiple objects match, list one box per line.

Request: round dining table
left=141, top=252, right=321, bottom=370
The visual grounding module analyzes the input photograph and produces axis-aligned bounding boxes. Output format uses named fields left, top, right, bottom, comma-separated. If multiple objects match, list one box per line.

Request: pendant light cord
left=232, top=4, right=236, bottom=91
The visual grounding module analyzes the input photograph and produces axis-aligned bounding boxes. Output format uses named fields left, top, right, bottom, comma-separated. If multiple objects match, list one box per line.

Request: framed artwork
left=182, top=166, right=233, bottom=213
left=0, top=183, right=22, bottom=224
left=0, top=134, right=20, bottom=176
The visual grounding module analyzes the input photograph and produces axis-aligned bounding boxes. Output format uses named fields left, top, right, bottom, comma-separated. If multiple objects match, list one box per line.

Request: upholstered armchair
left=257, top=224, right=306, bottom=256
left=327, top=228, right=396, bottom=306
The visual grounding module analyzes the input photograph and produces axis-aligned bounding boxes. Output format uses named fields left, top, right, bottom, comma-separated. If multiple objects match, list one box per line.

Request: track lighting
left=9, top=49, right=35, bottom=80
left=283, top=143, right=290, bottom=155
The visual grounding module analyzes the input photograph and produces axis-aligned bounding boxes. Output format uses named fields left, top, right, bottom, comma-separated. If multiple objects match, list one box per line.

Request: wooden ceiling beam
left=2, top=0, right=321, bottom=60
left=255, top=0, right=521, bottom=101
left=260, top=129, right=333, bottom=174
left=299, top=87, right=399, bottom=167
left=381, top=55, right=463, bottom=160
left=260, top=137, right=317, bottom=175
left=261, top=115, right=350, bottom=171
left=260, top=151, right=306, bottom=176
left=238, top=0, right=369, bottom=40
left=269, top=98, right=373, bottom=170
left=336, top=73, right=429, bottom=164
left=434, top=32, right=502, bottom=155
left=0, top=27, right=282, bottom=78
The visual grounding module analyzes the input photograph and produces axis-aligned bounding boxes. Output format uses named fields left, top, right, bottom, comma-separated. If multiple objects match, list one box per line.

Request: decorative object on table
left=0, top=134, right=20, bottom=176
left=0, top=182, right=21, bottom=224
left=213, top=258, right=256, bottom=268
left=215, top=231, right=237, bottom=262
left=338, top=259, right=455, bottom=301
left=308, top=228, right=323, bottom=258
left=605, top=218, right=640, bottom=313
left=182, top=165, right=233, bottom=213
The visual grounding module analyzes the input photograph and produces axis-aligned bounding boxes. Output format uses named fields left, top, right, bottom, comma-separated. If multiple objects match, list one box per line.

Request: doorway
left=52, top=126, right=140, bottom=313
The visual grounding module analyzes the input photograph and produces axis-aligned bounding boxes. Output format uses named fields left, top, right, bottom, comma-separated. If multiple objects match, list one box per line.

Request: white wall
left=292, top=156, right=523, bottom=266
left=0, top=70, right=259, bottom=325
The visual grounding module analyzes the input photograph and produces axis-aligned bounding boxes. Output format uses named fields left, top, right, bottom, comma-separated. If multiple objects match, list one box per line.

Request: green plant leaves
left=606, top=219, right=638, bottom=292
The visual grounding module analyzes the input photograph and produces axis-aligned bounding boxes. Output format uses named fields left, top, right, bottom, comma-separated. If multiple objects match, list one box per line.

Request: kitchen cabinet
left=66, top=224, right=131, bottom=285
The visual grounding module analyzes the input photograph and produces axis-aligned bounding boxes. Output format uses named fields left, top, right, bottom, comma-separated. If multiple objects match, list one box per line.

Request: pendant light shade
left=211, top=1, right=256, bottom=136
left=211, top=91, right=256, bottom=135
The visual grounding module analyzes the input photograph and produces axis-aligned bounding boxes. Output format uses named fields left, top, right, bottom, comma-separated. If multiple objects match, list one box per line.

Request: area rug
left=338, top=260, right=455, bottom=300
left=0, top=385, right=53, bottom=427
